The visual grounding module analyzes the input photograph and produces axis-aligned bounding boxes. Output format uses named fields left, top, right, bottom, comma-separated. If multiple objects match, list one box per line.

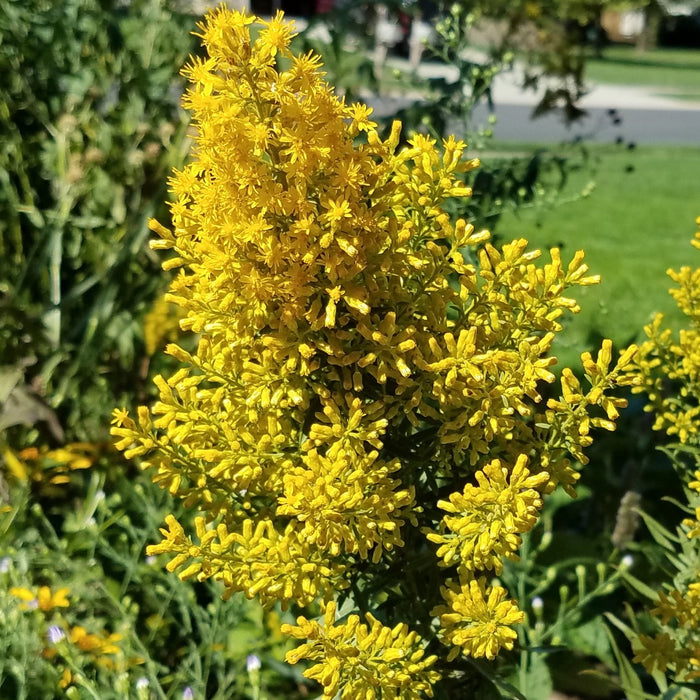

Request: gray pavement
left=366, top=55, right=700, bottom=145
left=471, top=102, right=700, bottom=145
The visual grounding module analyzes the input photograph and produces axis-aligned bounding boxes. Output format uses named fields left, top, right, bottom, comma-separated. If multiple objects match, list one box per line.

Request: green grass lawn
left=490, top=143, right=700, bottom=367
left=585, top=45, right=700, bottom=100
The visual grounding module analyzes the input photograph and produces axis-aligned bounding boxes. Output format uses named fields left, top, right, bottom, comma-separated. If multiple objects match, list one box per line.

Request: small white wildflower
left=0, top=557, right=10, bottom=573
left=145, top=555, right=157, bottom=566
left=47, top=625, right=66, bottom=644
left=246, top=654, right=261, bottom=672
left=136, top=678, right=149, bottom=690
left=620, top=554, right=634, bottom=570
left=183, top=687, right=194, bottom=700
left=531, top=596, right=544, bottom=612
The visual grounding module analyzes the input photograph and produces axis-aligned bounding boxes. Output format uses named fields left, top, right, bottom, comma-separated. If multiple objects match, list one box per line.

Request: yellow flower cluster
left=634, top=473, right=700, bottom=680
left=111, top=7, right=636, bottom=692
left=427, top=455, right=548, bottom=574
left=147, top=514, right=348, bottom=606
left=685, top=470, right=700, bottom=538
left=3, top=443, right=97, bottom=491
left=628, top=223, right=700, bottom=683
left=432, top=577, right=524, bottom=661
left=143, top=293, right=185, bottom=356
left=631, top=218, right=700, bottom=444
left=281, top=601, right=440, bottom=699
left=644, top=588, right=700, bottom=680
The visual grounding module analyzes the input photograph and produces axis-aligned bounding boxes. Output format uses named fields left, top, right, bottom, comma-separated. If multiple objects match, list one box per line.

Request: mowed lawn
left=491, top=144, right=700, bottom=367
left=585, top=45, right=700, bottom=100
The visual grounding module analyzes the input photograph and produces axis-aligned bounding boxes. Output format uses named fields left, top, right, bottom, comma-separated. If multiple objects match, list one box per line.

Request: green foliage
left=0, top=4, right=316, bottom=696
left=444, top=1, right=648, bottom=111
left=491, top=485, right=638, bottom=698
left=585, top=45, right=700, bottom=99
left=0, top=0, right=195, bottom=440
left=597, top=227, right=700, bottom=698
left=0, top=449, right=302, bottom=699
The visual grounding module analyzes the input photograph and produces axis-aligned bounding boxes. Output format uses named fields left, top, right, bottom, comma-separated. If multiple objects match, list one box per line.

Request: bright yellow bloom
left=146, top=514, right=347, bottom=608
left=427, top=454, right=548, bottom=573
left=278, top=447, right=415, bottom=561
left=630, top=222, right=700, bottom=447
left=541, top=340, right=638, bottom=496
left=347, top=102, right=377, bottom=133
left=69, top=626, right=123, bottom=656
left=257, top=10, right=296, bottom=59
left=626, top=220, right=700, bottom=684
left=432, top=576, right=524, bottom=661
left=282, top=601, right=440, bottom=699
left=143, top=293, right=184, bottom=355
left=10, top=585, right=70, bottom=612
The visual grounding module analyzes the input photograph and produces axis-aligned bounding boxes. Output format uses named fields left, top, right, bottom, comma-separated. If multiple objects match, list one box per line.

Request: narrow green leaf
left=620, top=570, right=661, bottom=602
left=604, top=625, right=648, bottom=700
left=636, top=508, right=680, bottom=551
left=653, top=670, right=669, bottom=695
left=622, top=602, right=644, bottom=635
left=605, top=612, right=637, bottom=641
left=521, top=653, right=553, bottom=700
left=662, top=496, right=694, bottom=515
left=466, top=658, right=528, bottom=700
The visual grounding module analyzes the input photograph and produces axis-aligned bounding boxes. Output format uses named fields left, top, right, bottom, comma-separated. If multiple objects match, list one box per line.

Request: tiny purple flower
left=246, top=654, right=261, bottom=672
left=182, top=687, right=194, bottom=700
left=47, top=625, right=66, bottom=645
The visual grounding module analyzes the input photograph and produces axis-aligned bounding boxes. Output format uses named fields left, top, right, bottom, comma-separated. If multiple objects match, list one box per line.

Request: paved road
left=368, top=57, right=700, bottom=145
left=368, top=95, right=700, bottom=144
left=471, top=103, right=700, bottom=145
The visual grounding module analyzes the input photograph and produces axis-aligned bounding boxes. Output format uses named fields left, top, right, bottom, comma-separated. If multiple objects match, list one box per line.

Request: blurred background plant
left=0, top=0, right=195, bottom=443
left=0, top=445, right=303, bottom=699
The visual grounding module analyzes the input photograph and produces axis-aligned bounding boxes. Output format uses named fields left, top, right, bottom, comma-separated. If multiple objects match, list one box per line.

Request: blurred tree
left=636, top=0, right=662, bottom=50
left=443, top=0, right=634, bottom=118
